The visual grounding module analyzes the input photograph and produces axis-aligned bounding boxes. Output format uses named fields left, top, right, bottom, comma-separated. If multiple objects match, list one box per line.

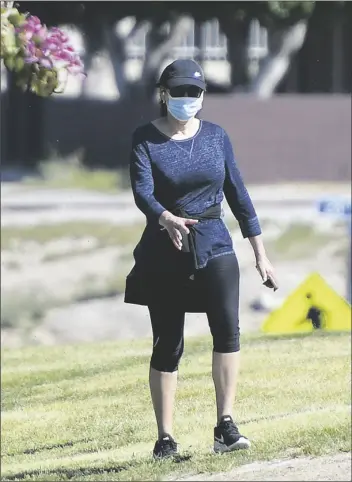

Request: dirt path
left=176, top=452, right=351, bottom=481
left=2, top=183, right=350, bottom=227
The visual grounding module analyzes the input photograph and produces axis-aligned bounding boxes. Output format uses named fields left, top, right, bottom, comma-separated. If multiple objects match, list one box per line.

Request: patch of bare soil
left=176, top=452, right=351, bottom=481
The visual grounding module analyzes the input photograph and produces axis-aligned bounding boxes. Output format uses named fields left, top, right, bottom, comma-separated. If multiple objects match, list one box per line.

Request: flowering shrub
left=1, top=1, right=85, bottom=96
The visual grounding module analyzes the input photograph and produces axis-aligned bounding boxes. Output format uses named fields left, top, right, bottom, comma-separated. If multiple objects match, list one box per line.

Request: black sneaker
left=153, top=433, right=178, bottom=459
left=214, top=415, right=251, bottom=453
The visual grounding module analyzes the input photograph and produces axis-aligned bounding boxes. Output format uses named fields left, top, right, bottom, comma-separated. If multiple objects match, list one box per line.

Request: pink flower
left=24, top=56, right=38, bottom=64
left=9, top=11, right=85, bottom=81
left=39, top=57, right=52, bottom=68
left=28, top=16, right=41, bottom=24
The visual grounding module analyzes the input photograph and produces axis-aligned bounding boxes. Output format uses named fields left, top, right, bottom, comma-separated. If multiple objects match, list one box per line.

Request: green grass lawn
left=1, top=332, right=351, bottom=481
left=23, top=159, right=130, bottom=193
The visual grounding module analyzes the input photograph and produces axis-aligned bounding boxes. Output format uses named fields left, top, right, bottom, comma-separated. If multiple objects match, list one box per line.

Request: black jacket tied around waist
left=124, top=203, right=223, bottom=311
left=172, top=203, right=222, bottom=271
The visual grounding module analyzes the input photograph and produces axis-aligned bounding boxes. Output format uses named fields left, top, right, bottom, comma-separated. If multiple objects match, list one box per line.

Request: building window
left=124, top=17, right=198, bottom=60
left=172, top=18, right=197, bottom=58
left=248, top=19, right=268, bottom=61
left=122, top=16, right=268, bottom=64
left=199, top=19, right=228, bottom=60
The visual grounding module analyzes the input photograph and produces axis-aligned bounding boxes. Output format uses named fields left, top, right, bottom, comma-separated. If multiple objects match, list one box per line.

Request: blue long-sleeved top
left=130, top=120, right=261, bottom=270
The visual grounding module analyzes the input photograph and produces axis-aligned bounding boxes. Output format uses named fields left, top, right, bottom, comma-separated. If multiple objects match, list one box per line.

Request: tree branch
left=104, top=26, right=128, bottom=98
left=219, top=17, right=251, bottom=90
left=141, top=14, right=194, bottom=95
left=248, top=19, right=308, bottom=98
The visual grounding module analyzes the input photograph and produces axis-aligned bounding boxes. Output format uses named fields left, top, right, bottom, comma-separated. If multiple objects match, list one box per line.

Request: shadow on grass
left=3, top=354, right=150, bottom=398
left=2, top=465, right=127, bottom=481
left=2, top=454, right=192, bottom=481
left=23, top=439, right=96, bottom=456
left=4, top=438, right=96, bottom=457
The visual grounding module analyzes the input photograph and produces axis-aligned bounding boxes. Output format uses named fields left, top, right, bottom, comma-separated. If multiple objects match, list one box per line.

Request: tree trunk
left=80, top=20, right=123, bottom=100
left=295, top=3, right=329, bottom=93
left=141, top=14, right=194, bottom=96
left=219, top=19, right=250, bottom=91
left=80, top=49, right=93, bottom=98
left=249, top=20, right=308, bottom=99
left=331, top=6, right=343, bottom=93
left=342, top=4, right=352, bottom=93
left=104, top=27, right=129, bottom=99
left=4, top=72, right=44, bottom=168
left=103, top=19, right=151, bottom=99
left=80, top=23, right=105, bottom=98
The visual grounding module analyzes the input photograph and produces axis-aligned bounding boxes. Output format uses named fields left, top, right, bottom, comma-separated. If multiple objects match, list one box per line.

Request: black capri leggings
left=149, top=253, right=240, bottom=373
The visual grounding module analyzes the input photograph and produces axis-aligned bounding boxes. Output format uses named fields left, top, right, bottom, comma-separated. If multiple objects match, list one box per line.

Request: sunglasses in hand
left=263, top=276, right=278, bottom=292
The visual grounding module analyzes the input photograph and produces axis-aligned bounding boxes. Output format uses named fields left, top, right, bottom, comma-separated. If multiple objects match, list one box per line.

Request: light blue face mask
left=166, top=93, right=204, bottom=121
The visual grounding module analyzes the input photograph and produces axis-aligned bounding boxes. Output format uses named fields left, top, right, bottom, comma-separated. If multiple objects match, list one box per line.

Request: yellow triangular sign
left=261, top=272, right=351, bottom=334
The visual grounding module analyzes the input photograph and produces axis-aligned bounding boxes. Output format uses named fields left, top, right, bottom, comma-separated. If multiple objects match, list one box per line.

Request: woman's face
left=160, top=85, right=205, bottom=122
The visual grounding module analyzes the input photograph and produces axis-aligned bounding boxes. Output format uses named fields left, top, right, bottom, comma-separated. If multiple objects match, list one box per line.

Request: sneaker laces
left=159, top=435, right=177, bottom=451
left=221, top=419, right=240, bottom=437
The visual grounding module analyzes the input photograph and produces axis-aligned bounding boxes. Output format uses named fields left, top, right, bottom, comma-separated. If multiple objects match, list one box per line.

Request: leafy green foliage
left=1, top=4, right=84, bottom=96
left=268, top=1, right=315, bottom=19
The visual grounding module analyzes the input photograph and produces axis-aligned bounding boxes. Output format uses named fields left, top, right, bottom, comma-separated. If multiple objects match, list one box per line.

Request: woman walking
left=125, top=59, right=278, bottom=459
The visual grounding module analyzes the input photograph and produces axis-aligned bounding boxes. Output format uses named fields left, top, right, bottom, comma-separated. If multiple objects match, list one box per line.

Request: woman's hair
left=159, top=100, right=167, bottom=117
left=158, top=86, right=167, bottom=117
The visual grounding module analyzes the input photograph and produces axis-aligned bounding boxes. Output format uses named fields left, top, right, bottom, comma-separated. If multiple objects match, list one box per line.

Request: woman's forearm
left=248, top=234, right=267, bottom=260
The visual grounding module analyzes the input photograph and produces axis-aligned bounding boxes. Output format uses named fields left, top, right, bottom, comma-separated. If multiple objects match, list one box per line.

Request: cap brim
left=158, top=77, right=206, bottom=90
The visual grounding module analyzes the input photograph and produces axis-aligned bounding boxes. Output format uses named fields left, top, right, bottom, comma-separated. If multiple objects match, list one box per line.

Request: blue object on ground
left=317, top=198, right=351, bottom=217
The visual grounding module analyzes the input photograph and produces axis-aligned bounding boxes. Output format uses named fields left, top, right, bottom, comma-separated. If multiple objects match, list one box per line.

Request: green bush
left=24, top=152, right=130, bottom=192
left=1, top=289, right=57, bottom=329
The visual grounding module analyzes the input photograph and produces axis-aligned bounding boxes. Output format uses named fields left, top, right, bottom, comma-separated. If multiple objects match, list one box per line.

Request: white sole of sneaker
left=214, top=437, right=251, bottom=453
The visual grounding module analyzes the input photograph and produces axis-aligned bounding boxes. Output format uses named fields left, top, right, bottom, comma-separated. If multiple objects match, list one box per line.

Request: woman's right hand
left=159, top=211, right=198, bottom=251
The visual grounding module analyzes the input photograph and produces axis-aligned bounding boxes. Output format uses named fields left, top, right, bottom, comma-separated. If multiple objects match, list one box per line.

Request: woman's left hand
left=255, top=255, right=278, bottom=291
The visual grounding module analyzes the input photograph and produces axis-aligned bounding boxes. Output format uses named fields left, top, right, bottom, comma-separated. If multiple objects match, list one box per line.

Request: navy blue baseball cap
left=157, top=59, right=206, bottom=90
